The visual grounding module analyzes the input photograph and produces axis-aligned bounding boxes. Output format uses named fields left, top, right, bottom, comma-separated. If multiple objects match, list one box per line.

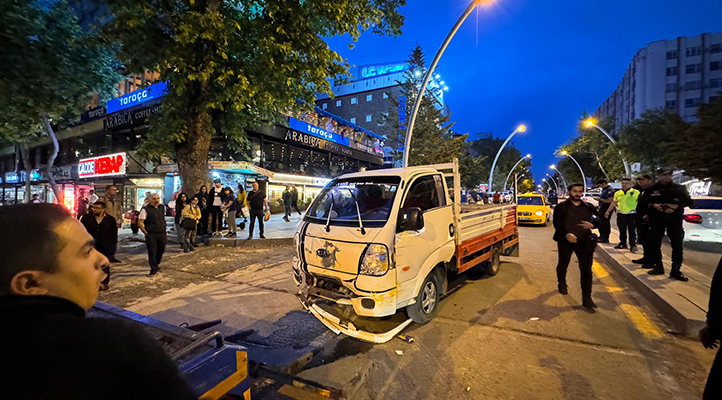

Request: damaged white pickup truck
left=293, top=160, right=519, bottom=343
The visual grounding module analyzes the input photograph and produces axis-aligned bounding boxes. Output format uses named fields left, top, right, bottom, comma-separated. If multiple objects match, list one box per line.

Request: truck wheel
left=407, top=272, right=441, bottom=324
left=485, top=245, right=502, bottom=276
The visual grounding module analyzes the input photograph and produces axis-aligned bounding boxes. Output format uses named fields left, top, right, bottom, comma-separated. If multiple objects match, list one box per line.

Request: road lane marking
left=592, top=261, right=665, bottom=339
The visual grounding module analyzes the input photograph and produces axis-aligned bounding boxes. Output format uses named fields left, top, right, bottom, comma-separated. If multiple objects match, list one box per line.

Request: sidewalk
left=596, top=228, right=711, bottom=336
left=204, top=212, right=301, bottom=247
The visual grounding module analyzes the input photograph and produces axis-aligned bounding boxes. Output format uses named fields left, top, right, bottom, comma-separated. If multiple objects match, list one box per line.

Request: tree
left=105, top=0, right=405, bottom=194
left=468, top=134, right=532, bottom=193
left=562, top=111, right=623, bottom=181
left=669, top=98, right=722, bottom=183
left=0, top=0, right=120, bottom=202
left=388, top=45, right=468, bottom=169
left=618, top=109, right=688, bottom=174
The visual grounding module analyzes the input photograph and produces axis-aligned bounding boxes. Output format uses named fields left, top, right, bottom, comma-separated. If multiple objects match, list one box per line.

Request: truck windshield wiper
left=325, top=190, right=334, bottom=233
left=343, top=188, right=366, bottom=235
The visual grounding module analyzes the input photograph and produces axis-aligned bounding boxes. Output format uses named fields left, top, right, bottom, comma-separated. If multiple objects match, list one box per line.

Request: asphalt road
left=101, top=226, right=716, bottom=400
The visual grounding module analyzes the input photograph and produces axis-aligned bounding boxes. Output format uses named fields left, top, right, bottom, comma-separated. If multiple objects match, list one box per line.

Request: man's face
left=621, top=180, right=632, bottom=191
left=215, top=182, right=222, bottom=190
left=658, top=173, right=672, bottom=184
left=252, top=182, right=259, bottom=191
left=150, top=194, right=161, bottom=206
left=107, top=186, right=118, bottom=197
left=596, top=182, right=607, bottom=189
left=90, top=204, right=104, bottom=216
left=31, top=219, right=108, bottom=310
left=569, top=186, right=584, bottom=201
left=636, top=177, right=649, bottom=188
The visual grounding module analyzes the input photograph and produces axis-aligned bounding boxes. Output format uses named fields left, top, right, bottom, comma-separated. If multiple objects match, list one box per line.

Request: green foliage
left=390, top=45, right=468, bottom=168
left=668, top=98, right=722, bottom=184
left=561, top=111, right=621, bottom=181
left=468, top=134, right=533, bottom=192
left=618, top=109, right=688, bottom=175
left=0, top=0, right=120, bottom=144
left=103, top=0, right=406, bottom=186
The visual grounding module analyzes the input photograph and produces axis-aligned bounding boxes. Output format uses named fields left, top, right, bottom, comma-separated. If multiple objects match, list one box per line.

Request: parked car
left=516, top=193, right=551, bottom=226
left=683, top=197, right=722, bottom=243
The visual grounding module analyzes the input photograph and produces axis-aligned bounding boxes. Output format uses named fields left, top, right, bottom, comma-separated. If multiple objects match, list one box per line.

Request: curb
left=204, top=236, right=294, bottom=247
left=595, top=244, right=707, bottom=336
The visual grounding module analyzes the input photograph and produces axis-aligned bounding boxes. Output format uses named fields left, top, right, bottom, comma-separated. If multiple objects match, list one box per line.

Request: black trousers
left=292, top=201, right=302, bottom=214
left=145, top=232, right=167, bottom=272
left=109, top=227, right=119, bottom=260
left=705, top=347, right=722, bottom=400
left=248, top=209, right=264, bottom=236
left=556, top=240, right=596, bottom=299
left=650, top=216, right=684, bottom=267
left=617, top=213, right=637, bottom=246
left=598, top=211, right=611, bottom=242
left=199, top=209, right=209, bottom=235
left=637, top=218, right=651, bottom=261
left=130, top=223, right=139, bottom=234
left=209, top=206, right=223, bottom=232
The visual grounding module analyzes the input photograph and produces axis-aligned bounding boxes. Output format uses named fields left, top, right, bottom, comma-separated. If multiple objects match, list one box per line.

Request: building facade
left=595, top=32, right=722, bottom=131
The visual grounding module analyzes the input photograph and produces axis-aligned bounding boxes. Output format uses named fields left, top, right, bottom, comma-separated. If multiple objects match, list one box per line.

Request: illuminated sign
left=288, top=117, right=350, bottom=147
left=78, top=152, right=127, bottom=178
left=106, top=82, right=168, bottom=114
left=359, top=63, right=408, bottom=79
left=5, top=172, right=19, bottom=183
left=397, top=95, right=407, bottom=148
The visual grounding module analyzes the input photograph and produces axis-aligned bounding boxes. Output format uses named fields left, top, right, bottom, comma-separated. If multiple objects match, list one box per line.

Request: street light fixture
left=550, top=164, right=568, bottom=192
left=503, top=153, right=532, bottom=192
left=488, top=125, right=527, bottom=193
left=584, top=118, right=631, bottom=176
left=560, top=150, right=587, bottom=194
left=403, top=0, right=491, bottom=168
left=544, top=173, right=560, bottom=193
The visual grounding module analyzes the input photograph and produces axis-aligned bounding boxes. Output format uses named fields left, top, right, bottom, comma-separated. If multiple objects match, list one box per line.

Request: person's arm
left=552, top=202, right=565, bottom=233
left=606, top=192, right=621, bottom=217
left=708, top=257, right=722, bottom=339
left=138, top=208, right=148, bottom=235
left=181, top=204, right=193, bottom=220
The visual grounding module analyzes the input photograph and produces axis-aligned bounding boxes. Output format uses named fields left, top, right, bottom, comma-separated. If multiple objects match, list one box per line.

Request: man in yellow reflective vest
left=605, top=178, right=641, bottom=253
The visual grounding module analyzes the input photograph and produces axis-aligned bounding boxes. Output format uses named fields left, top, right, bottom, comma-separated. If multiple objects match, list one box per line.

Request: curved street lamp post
left=550, top=165, right=568, bottom=193
left=488, top=125, right=527, bottom=193
left=503, top=154, right=532, bottom=192
left=561, top=150, right=587, bottom=194
left=545, top=174, right=561, bottom=193
left=584, top=119, right=631, bottom=177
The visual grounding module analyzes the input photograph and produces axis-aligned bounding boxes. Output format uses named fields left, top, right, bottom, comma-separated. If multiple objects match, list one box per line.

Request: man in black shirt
left=139, top=193, right=168, bottom=276
left=247, top=181, right=269, bottom=239
left=80, top=201, right=117, bottom=291
left=638, top=169, right=693, bottom=281
left=632, top=174, right=653, bottom=268
left=0, top=203, right=197, bottom=400
left=553, top=183, right=600, bottom=312
left=596, top=179, right=615, bottom=243
left=700, top=256, right=722, bottom=399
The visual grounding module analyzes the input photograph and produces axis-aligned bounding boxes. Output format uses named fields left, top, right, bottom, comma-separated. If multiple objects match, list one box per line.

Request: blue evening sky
left=325, top=0, right=722, bottom=183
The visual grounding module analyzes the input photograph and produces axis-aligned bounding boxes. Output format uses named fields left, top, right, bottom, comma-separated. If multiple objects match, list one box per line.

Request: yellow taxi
left=516, top=193, right=551, bottom=226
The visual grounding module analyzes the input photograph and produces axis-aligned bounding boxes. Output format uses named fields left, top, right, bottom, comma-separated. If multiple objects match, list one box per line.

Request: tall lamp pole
left=561, top=150, right=587, bottom=193
left=584, top=118, right=631, bottom=176
left=503, top=154, right=531, bottom=192
left=542, top=178, right=557, bottom=193
left=488, top=125, right=527, bottom=193
left=545, top=174, right=560, bottom=193
left=403, top=0, right=488, bottom=168
left=550, top=165, right=568, bottom=192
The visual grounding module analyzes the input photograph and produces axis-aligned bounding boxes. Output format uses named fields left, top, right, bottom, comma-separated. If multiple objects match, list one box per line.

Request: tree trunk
left=176, top=112, right=212, bottom=196
left=43, top=114, right=62, bottom=203
left=19, top=144, right=32, bottom=203
left=594, top=152, right=611, bottom=182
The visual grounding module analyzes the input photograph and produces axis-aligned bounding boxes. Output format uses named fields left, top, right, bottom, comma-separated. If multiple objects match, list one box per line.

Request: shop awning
left=156, top=161, right=275, bottom=178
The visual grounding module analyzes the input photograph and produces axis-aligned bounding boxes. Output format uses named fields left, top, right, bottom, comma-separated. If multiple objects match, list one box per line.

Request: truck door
left=395, top=174, right=455, bottom=295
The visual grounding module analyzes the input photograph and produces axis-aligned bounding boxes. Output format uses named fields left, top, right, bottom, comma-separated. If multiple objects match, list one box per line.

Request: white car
left=683, top=197, right=722, bottom=243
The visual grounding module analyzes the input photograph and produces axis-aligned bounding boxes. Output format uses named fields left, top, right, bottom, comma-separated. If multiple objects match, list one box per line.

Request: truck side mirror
left=399, top=207, right=424, bottom=231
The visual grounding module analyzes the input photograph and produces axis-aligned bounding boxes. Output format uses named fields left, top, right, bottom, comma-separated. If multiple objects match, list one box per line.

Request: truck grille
left=518, top=212, right=532, bottom=216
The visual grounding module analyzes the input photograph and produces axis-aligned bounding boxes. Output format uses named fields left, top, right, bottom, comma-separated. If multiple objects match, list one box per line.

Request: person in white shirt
left=88, top=189, right=99, bottom=205
left=208, top=179, right=224, bottom=237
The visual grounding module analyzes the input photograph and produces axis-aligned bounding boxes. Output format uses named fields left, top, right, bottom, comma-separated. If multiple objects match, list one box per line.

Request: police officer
left=638, top=168, right=692, bottom=281
left=596, top=179, right=615, bottom=243
left=632, top=174, right=653, bottom=268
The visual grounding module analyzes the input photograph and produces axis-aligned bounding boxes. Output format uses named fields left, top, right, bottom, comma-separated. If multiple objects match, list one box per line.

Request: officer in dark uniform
left=638, top=168, right=692, bottom=281
left=632, top=174, right=653, bottom=268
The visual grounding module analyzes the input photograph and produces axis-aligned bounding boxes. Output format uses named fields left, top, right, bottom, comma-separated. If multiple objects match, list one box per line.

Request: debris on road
left=397, top=334, right=415, bottom=343
left=395, top=350, right=404, bottom=355
left=529, top=317, right=540, bottom=321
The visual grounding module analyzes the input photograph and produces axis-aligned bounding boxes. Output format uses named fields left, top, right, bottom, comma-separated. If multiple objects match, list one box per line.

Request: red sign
left=78, top=152, right=127, bottom=178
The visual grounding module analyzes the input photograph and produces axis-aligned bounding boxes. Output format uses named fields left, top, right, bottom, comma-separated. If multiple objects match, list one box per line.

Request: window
left=350, top=117, right=356, bottom=124
left=685, top=81, right=702, bottom=90
left=383, top=92, right=389, bottom=99
left=366, top=94, right=372, bottom=102
left=336, top=100, right=342, bottom=107
left=711, top=61, right=722, bottom=71
left=305, top=177, right=401, bottom=225
left=666, top=50, right=678, bottom=60
left=666, top=66, right=678, bottom=76
left=710, top=78, right=722, bottom=88
left=711, top=44, right=722, bottom=54
left=351, top=97, right=358, bottom=105
left=686, top=47, right=702, bottom=57
left=402, top=175, right=443, bottom=212
left=665, top=100, right=677, bottom=110
left=685, top=98, right=701, bottom=107
left=365, top=114, right=372, bottom=123
left=686, top=63, right=702, bottom=74
left=665, top=83, right=677, bottom=92
left=322, top=103, right=328, bottom=110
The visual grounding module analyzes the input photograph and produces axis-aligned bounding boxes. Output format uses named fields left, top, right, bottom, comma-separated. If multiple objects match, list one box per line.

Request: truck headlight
left=360, top=244, right=389, bottom=276
left=535, top=210, right=544, bottom=216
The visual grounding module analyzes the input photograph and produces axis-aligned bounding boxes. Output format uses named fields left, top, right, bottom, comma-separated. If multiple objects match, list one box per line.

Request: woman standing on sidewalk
left=196, top=185, right=209, bottom=236
left=221, top=187, right=239, bottom=238
left=180, top=196, right=201, bottom=252
left=174, top=192, right=188, bottom=248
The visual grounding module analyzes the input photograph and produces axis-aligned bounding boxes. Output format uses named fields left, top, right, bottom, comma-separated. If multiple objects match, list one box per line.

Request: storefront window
left=288, top=145, right=310, bottom=174
left=309, top=151, right=330, bottom=178
left=263, top=140, right=288, bottom=173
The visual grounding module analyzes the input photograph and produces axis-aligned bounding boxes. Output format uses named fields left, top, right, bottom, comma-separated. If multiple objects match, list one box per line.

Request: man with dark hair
left=605, top=178, right=640, bottom=252
left=700, top=256, right=722, bottom=399
left=596, top=178, right=615, bottom=243
left=139, top=193, right=167, bottom=276
left=633, top=174, right=654, bottom=267
left=0, top=204, right=197, bottom=400
left=208, top=179, right=224, bottom=237
left=553, top=183, right=600, bottom=312
left=80, top=201, right=117, bottom=291
left=101, top=185, right=122, bottom=263
left=638, top=168, right=693, bottom=281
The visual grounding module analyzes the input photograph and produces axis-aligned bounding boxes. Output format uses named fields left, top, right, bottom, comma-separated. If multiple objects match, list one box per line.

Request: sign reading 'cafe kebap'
left=78, top=152, right=127, bottom=178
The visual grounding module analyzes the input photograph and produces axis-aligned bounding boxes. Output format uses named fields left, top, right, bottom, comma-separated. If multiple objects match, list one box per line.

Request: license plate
left=519, top=217, right=531, bottom=221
